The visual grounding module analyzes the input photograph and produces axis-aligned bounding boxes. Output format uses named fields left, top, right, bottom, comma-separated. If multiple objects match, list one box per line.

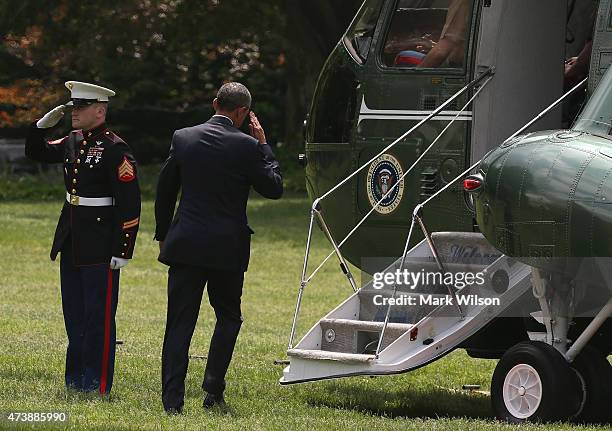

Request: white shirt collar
left=212, top=114, right=234, bottom=125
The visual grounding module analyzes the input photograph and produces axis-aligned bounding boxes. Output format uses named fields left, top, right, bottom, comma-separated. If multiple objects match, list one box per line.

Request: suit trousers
left=161, top=264, right=244, bottom=411
left=60, top=240, right=120, bottom=394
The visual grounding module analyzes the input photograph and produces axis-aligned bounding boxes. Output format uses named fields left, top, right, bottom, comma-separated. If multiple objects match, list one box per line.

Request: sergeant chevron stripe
left=48, top=138, right=65, bottom=145
left=118, top=156, right=135, bottom=182
left=122, top=217, right=139, bottom=229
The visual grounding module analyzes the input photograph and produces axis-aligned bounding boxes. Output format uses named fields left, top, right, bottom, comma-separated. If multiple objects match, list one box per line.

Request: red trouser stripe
left=100, top=267, right=113, bottom=394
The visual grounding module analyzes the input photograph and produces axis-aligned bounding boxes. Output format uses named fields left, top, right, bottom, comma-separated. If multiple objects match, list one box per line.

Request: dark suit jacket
left=154, top=116, right=283, bottom=272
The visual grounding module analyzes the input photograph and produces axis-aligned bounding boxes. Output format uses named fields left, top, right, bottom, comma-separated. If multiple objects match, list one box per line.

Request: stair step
left=427, top=232, right=502, bottom=265
left=358, top=291, right=448, bottom=323
left=393, top=259, right=490, bottom=270
left=319, top=318, right=412, bottom=332
left=319, top=318, right=413, bottom=354
left=359, top=289, right=451, bottom=298
left=287, top=348, right=375, bottom=363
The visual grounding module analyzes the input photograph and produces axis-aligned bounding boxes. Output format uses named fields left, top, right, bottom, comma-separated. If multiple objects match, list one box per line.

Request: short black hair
left=216, top=82, right=251, bottom=111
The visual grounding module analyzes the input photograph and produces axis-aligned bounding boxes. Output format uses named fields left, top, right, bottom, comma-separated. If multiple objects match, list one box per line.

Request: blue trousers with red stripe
left=60, top=243, right=119, bottom=394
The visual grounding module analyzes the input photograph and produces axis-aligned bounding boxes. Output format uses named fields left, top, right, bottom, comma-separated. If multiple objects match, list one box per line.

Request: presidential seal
left=366, top=153, right=404, bottom=214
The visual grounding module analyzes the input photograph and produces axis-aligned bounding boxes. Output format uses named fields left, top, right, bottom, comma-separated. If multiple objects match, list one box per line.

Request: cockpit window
left=574, top=67, right=612, bottom=138
left=344, top=0, right=384, bottom=63
left=381, top=0, right=471, bottom=69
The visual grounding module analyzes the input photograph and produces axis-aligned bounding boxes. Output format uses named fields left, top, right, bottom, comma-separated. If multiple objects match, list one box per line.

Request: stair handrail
left=306, top=74, right=494, bottom=284
left=288, top=69, right=495, bottom=349
left=374, top=77, right=589, bottom=357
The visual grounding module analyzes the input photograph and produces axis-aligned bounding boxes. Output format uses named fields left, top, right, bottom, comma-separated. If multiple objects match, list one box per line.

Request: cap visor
left=72, top=99, right=98, bottom=107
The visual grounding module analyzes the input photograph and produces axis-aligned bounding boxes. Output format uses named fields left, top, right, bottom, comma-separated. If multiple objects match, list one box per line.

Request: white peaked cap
left=64, top=81, right=116, bottom=104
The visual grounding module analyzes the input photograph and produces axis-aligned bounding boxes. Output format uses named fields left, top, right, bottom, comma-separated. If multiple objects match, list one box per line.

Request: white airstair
left=281, top=232, right=533, bottom=384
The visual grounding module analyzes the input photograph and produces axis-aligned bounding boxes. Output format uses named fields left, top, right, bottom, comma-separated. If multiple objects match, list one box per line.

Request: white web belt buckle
left=66, top=193, right=114, bottom=207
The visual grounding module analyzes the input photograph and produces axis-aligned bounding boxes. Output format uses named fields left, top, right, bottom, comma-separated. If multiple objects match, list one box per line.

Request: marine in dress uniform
left=25, top=81, right=141, bottom=395
left=154, top=82, right=283, bottom=413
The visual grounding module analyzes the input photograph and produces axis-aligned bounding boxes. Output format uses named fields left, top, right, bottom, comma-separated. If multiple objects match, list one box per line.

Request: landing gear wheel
left=570, top=346, right=612, bottom=424
left=491, top=341, right=581, bottom=423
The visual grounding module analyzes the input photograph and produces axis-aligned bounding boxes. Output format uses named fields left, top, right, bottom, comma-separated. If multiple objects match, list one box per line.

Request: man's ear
left=238, top=107, right=250, bottom=124
left=96, top=104, right=107, bottom=119
left=212, top=98, right=220, bottom=111
left=239, top=106, right=250, bottom=120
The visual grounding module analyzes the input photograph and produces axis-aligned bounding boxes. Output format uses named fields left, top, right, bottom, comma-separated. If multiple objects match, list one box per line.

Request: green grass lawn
left=0, top=196, right=607, bottom=430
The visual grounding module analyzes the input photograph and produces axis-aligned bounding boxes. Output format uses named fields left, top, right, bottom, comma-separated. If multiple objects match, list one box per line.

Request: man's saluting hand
left=36, top=105, right=66, bottom=128
left=248, top=112, right=266, bottom=144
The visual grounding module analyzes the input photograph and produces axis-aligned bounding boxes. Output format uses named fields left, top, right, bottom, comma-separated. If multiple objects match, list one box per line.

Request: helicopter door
left=471, top=0, right=566, bottom=162
left=355, top=0, right=477, bottom=251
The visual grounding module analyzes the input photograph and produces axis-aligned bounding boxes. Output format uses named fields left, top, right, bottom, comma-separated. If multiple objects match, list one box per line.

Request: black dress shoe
left=165, top=407, right=183, bottom=415
left=203, top=392, right=226, bottom=409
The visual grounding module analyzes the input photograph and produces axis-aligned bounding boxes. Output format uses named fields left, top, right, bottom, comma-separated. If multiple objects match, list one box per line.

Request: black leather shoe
left=203, top=392, right=226, bottom=409
left=165, top=407, right=182, bottom=415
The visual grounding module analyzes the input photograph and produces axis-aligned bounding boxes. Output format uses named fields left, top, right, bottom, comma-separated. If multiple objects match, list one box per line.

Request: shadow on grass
left=303, top=381, right=493, bottom=421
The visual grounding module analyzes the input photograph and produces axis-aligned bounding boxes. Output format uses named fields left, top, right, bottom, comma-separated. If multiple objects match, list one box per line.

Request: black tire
left=570, top=346, right=612, bottom=424
left=491, top=341, right=582, bottom=423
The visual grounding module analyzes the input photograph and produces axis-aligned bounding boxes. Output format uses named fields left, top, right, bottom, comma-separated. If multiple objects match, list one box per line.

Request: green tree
left=282, top=0, right=362, bottom=146
left=1, top=0, right=362, bottom=153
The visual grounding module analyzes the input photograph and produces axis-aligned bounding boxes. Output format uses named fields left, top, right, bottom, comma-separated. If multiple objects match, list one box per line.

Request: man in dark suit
left=154, top=82, right=283, bottom=414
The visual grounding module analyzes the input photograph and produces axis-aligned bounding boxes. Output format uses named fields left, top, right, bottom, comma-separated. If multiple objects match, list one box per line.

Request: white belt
left=66, top=192, right=114, bottom=206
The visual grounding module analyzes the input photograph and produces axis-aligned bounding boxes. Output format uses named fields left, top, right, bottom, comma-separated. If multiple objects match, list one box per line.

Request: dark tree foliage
left=0, top=0, right=362, bottom=161
left=282, top=0, right=363, bottom=147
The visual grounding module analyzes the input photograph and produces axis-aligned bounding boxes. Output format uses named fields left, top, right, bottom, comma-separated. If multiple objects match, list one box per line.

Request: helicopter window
left=308, top=54, right=359, bottom=144
left=381, top=0, right=471, bottom=69
left=344, top=0, right=385, bottom=63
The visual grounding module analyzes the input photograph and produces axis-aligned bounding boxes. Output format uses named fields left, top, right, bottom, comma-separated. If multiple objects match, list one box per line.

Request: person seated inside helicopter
left=417, top=0, right=469, bottom=68
left=385, top=0, right=470, bottom=68
left=385, top=34, right=437, bottom=66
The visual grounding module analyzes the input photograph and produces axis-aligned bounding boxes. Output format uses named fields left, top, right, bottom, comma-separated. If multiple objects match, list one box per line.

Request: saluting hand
left=36, top=105, right=66, bottom=128
left=248, top=112, right=266, bottom=144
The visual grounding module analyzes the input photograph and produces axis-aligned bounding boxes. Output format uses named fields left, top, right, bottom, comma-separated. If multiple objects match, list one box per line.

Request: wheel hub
left=503, top=363, right=543, bottom=419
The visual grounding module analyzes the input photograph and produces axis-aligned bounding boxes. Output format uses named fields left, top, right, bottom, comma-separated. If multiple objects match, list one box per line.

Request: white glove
left=36, top=105, right=66, bottom=128
left=110, top=256, right=129, bottom=270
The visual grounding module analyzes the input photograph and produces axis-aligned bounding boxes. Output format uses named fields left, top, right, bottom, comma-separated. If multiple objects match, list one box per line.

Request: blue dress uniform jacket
left=154, top=116, right=283, bottom=272
left=25, top=123, right=141, bottom=265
